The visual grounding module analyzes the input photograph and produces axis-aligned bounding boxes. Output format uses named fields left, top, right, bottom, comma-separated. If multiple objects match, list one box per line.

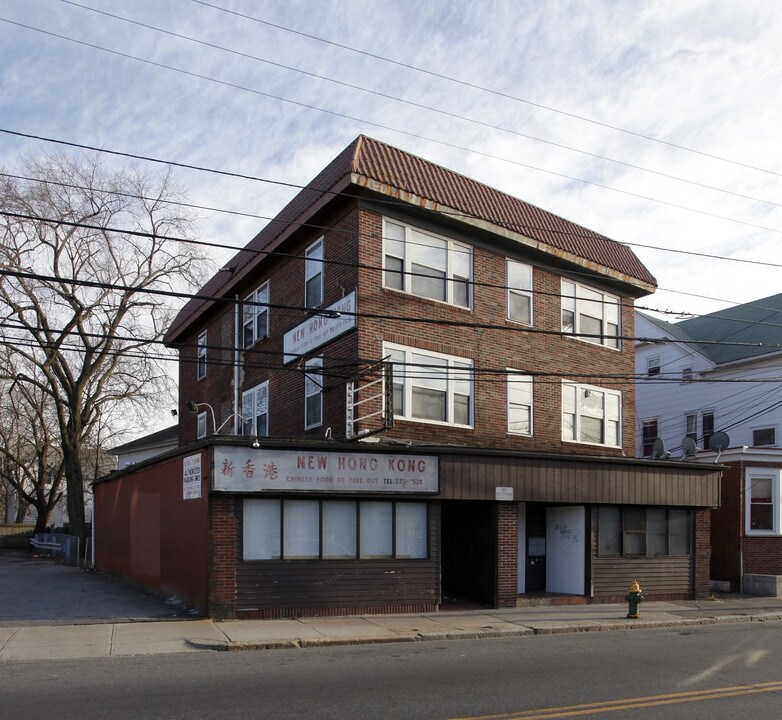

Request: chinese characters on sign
left=183, top=454, right=202, bottom=500
left=212, top=447, right=438, bottom=494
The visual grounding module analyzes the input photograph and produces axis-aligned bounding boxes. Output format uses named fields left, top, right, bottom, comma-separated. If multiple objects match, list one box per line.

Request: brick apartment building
left=94, top=136, right=721, bottom=618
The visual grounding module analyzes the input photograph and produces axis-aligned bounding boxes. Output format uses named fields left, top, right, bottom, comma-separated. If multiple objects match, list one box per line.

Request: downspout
left=234, top=295, right=241, bottom=432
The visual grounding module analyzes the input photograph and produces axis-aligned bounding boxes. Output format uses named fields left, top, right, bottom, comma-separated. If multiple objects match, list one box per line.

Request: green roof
left=640, top=293, right=782, bottom=365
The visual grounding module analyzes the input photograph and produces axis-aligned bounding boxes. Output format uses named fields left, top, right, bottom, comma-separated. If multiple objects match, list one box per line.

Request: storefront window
left=597, top=506, right=691, bottom=557
left=283, top=500, right=320, bottom=559
left=395, top=503, right=427, bottom=559
left=242, top=499, right=427, bottom=560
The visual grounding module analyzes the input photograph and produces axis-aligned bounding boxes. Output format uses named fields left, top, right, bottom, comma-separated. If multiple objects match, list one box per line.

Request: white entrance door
left=546, top=506, right=585, bottom=594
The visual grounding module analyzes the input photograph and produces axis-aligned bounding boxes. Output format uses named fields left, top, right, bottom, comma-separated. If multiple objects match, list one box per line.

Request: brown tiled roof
left=165, top=135, right=656, bottom=343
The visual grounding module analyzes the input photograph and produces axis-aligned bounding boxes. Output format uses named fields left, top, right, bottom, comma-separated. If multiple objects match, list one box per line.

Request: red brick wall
left=94, top=452, right=209, bottom=612
left=357, top=207, right=638, bottom=454
left=711, top=460, right=782, bottom=589
left=208, top=494, right=238, bottom=619
left=176, top=200, right=641, bottom=455
left=496, top=503, right=518, bottom=607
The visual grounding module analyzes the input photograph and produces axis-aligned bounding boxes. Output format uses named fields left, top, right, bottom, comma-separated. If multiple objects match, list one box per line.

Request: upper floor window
left=641, top=419, right=658, bottom=457
left=385, top=343, right=473, bottom=427
left=242, top=381, right=269, bottom=438
left=702, top=411, right=715, bottom=448
left=383, top=219, right=472, bottom=308
left=507, top=260, right=533, bottom=325
left=243, top=281, right=269, bottom=348
left=562, top=381, right=621, bottom=447
left=753, top=427, right=776, bottom=447
left=561, top=280, right=620, bottom=349
left=507, top=372, right=533, bottom=435
left=196, top=410, right=207, bottom=440
left=646, top=357, right=661, bottom=376
left=745, top=468, right=781, bottom=535
left=304, top=356, right=323, bottom=429
left=685, top=413, right=698, bottom=442
left=681, top=367, right=693, bottom=382
left=305, top=238, right=324, bottom=308
left=196, top=331, right=207, bottom=380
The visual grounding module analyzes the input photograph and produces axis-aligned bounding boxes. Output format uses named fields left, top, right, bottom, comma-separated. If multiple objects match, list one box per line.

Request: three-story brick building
left=95, top=137, right=721, bottom=618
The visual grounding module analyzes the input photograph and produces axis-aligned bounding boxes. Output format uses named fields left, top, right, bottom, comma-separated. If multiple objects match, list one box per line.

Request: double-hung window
left=385, top=343, right=473, bottom=427
left=745, top=469, right=781, bottom=535
left=507, top=372, right=533, bottom=435
left=702, top=411, right=715, bottom=448
left=304, top=356, right=323, bottom=429
left=507, top=260, right=533, bottom=324
left=641, top=419, right=658, bottom=457
left=383, top=219, right=472, bottom=308
left=196, top=411, right=207, bottom=440
left=242, top=381, right=269, bottom=438
left=305, top=238, right=324, bottom=308
left=562, top=382, right=621, bottom=447
left=242, top=282, right=269, bottom=348
left=561, top=279, right=620, bottom=349
left=196, top=331, right=207, bottom=379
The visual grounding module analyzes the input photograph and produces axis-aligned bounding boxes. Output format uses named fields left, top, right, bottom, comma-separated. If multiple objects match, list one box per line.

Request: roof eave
left=353, top=174, right=656, bottom=297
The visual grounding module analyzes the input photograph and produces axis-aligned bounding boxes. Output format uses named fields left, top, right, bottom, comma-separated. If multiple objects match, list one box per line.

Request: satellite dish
left=708, top=431, right=730, bottom=453
left=651, top=437, right=670, bottom=460
left=681, top=437, right=698, bottom=458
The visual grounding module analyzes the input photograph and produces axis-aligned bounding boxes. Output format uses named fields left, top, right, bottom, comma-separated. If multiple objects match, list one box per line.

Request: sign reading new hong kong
left=283, top=290, right=357, bottom=363
left=212, top=447, right=439, bottom=494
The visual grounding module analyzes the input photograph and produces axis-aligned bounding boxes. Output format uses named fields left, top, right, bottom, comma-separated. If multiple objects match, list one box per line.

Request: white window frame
left=304, top=356, right=323, bottom=430
left=507, top=371, right=533, bottom=436
left=646, top=356, right=661, bottom=376
left=745, top=468, right=781, bottom=536
left=561, top=279, right=621, bottom=349
left=506, top=260, right=533, bottom=325
left=196, top=331, right=207, bottom=380
left=242, top=281, right=269, bottom=348
left=196, top=410, right=207, bottom=440
left=242, top=381, right=269, bottom=438
left=562, top=381, right=622, bottom=448
left=382, top=218, right=472, bottom=309
left=384, top=342, right=473, bottom=428
left=305, top=238, right=324, bottom=308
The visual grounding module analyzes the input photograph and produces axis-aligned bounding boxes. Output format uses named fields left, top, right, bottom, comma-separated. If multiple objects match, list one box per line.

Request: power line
left=191, top=0, right=782, bottom=179
left=3, top=19, right=781, bottom=233
left=57, top=0, right=782, bottom=213
left=2, top=265, right=782, bottom=351
left=7, top=205, right=782, bottom=338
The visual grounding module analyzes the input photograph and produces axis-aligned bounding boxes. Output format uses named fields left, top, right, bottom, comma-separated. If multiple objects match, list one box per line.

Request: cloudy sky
left=2, top=0, right=781, bottom=429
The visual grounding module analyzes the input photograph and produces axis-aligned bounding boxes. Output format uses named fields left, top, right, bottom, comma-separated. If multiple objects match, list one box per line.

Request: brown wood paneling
left=439, top=454, right=720, bottom=507
left=592, top=556, right=692, bottom=596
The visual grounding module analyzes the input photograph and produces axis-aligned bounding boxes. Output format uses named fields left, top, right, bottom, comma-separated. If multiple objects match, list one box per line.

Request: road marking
left=451, top=680, right=782, bottom=720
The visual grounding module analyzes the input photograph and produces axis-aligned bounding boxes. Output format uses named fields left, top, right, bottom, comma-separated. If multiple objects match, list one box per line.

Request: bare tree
left=0, top=373, right=64, bottom=532
left=0, top=151, right=210, bottom=539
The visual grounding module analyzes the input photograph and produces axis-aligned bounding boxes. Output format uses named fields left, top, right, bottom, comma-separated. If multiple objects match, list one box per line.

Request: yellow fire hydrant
left=626, top=580, right=644, bottom=619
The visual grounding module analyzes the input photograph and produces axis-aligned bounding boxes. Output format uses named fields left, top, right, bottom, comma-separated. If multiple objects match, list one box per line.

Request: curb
left=199, top=612, right=782, bottom=653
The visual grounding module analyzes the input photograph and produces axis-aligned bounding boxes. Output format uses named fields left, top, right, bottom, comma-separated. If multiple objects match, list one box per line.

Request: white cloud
left=3, top=0, right=782, bottom=429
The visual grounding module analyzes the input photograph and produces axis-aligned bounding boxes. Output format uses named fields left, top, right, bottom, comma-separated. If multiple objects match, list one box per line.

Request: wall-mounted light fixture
left=187, top=400, right=243, bottom=435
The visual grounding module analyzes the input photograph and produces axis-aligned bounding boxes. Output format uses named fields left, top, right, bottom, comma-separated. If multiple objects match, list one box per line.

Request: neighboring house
left=109, top=425, right=180, bottom=469
left=95, top=136, right=720, bottom=618
left=635, top=295, right=782, bottom=594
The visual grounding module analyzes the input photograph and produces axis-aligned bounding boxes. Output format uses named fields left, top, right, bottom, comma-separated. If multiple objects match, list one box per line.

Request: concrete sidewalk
left=3, top=596, right=782, bottom=661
